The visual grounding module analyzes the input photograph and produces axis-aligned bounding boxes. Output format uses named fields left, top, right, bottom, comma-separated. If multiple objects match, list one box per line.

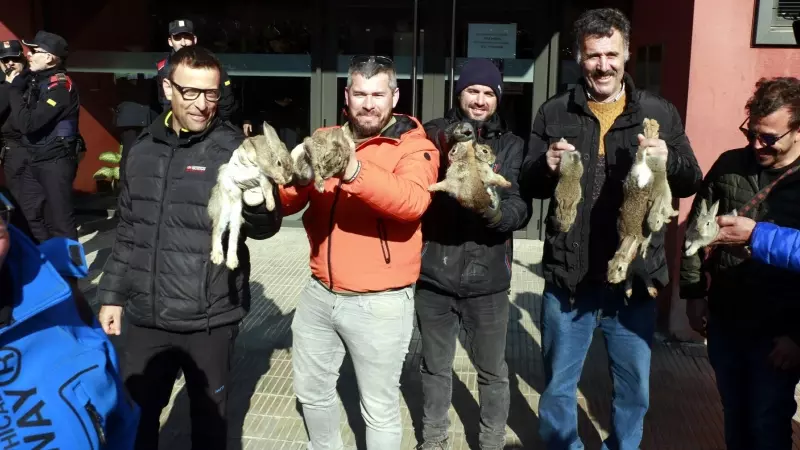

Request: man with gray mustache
left=520, top=8, right=702, bottom=449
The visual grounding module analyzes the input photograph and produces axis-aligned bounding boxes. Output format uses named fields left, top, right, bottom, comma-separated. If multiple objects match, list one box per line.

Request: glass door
left=442, top=0, right=537, bottom=141
left=331, top=1, right=423, bottom=125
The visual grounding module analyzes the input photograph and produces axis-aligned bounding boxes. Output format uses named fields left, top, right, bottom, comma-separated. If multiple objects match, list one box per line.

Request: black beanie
left=455, top=58, right=503, bottom=101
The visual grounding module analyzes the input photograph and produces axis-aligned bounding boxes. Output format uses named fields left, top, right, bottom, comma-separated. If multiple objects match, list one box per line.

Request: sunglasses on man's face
left=739, top=117, right=794, bottom=147
left=0, top=57, right=23, bottom=65
left=349, top=55, right=394, bottom=69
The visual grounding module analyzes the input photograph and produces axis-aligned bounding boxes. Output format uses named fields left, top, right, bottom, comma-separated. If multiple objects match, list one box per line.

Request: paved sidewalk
left=78, top=225, right=800, bottom=450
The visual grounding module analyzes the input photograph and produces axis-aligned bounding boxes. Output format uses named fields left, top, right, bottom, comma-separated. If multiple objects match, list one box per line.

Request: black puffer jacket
left=418, top=108, right=531, bottom=298
left=97, top=111, right=282, bottom=332
left=521, top=74, right=702, bottom=295
left=680, top=148, right=800, bottom=341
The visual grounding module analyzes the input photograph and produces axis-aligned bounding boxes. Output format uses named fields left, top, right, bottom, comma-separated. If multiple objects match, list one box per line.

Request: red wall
left=629, top=0, right=697, bottom=326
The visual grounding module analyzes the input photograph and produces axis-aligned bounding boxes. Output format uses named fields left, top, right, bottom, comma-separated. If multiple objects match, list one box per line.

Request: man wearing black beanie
left=414, top=58, right=531, bottom=450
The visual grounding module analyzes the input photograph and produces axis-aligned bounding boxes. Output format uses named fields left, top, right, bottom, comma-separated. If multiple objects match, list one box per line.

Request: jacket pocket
left=376, top=219, right=391, bottom=264
left=545, top=124, right=581, bottom=144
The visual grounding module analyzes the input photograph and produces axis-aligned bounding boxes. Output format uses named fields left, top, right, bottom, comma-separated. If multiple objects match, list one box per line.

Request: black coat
left=418, top=108, right=531, bottom=298
left=521, top=74, right=702, bottom=295
left=97, top=111, right=282, bottom=332
left=680, top=148, right=800, bottom=342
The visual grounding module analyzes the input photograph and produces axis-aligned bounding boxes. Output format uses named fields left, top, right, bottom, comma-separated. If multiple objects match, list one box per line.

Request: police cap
left=0, top=40, right=23, bottom=59
left=168, top=19, right=195, bottom=37
left=22, top=31, right=69, bottom=59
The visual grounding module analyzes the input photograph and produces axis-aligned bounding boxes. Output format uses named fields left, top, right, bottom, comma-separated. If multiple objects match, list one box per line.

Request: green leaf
left=93, top=167, right=115, bottom=179
left=98, top=152, right=121, bottom=164
left=112, top=167, right=120, bottom=180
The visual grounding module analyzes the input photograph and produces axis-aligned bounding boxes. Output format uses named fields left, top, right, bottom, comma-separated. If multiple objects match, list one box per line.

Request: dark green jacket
left=680, top=147, right=800, bottom=340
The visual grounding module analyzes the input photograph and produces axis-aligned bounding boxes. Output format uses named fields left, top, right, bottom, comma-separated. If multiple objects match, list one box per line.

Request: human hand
left=546, top=139, right=575, bottom=173
left=638, top=134, right=668, bottom=159
left=685, top=298, right=708, bottom=337
left=98, top=305, right=123, bottom=335
left=709, top=215, right=756, bottom=246
left=340, top=140, right=359, bottom=181
left=768, top=336, right=800, bottom=371
left=0, top=216, right=8, bottom=270
left=243, top=122, right=253, bottom=136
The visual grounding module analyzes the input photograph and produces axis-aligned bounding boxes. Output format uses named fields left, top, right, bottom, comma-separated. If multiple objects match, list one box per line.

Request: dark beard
left=351, top=114, right=391, bottom=140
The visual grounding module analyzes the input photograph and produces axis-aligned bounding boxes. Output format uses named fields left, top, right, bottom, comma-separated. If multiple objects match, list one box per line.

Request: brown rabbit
left=607, top=118, right=659, bottom=298
left=644, top=142, right=678, bottom=237
left=208, top=122, right=294, bottom=270
left=428, top=122, right=511, bottom=211
left=300, top=126, right=355, bottom=193
left=553, top=139, right=584, bottom=233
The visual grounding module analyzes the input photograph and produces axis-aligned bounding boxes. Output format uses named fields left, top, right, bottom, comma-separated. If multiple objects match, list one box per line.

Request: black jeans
left=707, top=320, right=800, bottom=450
left=18, top=155, right=78, bottom=242
left=123, top=323, right=239, bottom=450
left=415, top=283, right=510, bottom=450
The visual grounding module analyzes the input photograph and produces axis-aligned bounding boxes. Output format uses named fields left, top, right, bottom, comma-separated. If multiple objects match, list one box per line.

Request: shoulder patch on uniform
left=224, top=80, right=231, bottom=86
left=46, top=98, right=57, bottom=106
left=157, top=59, right=167, bottom=71
left=47, top=73, right=72, bottom=92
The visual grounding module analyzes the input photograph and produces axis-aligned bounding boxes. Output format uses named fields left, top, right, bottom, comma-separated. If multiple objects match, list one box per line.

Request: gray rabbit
left=553, top=139, right=584, bottom=233
left=684, top=199, right=737, bottom=257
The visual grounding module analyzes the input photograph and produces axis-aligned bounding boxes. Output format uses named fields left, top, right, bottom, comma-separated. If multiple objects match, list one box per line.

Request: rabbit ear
left=709, top=200, right=720, bottom=217
left=262, top=121, right=280, bottom=142
left=699, top=199, right=708, bottom=215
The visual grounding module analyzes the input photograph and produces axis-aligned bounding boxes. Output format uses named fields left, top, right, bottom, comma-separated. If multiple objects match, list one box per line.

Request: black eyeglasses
left=349, top=55, right=394, bottom=69
left=0, top=192, right=14, bottom=226
left=739, top=117, right=794, bottom=147
left=0, top=57, right=23, bottom=65
left=168, top=78, right=220, bottom=102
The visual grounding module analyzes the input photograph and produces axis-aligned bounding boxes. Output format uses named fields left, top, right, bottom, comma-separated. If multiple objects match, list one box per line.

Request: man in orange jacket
left=280, top=55, right=439, bottom=450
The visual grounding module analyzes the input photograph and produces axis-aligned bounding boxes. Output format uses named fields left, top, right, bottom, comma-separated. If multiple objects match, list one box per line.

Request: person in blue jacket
left=709, top=215, right=800, bottom=273
left=0, top=189, right=140, bottom=449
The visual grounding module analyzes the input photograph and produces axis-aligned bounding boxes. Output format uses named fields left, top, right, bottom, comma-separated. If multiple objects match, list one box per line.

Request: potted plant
left=93, top=144, right=122, bottom=195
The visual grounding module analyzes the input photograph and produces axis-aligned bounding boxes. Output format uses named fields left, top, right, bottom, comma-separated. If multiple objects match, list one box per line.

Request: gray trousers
left=291, top=278, right=415, bottom=450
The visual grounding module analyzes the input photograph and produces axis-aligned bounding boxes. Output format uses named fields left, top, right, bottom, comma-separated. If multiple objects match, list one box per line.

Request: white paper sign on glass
left=467, top=23, right=517, bottom=59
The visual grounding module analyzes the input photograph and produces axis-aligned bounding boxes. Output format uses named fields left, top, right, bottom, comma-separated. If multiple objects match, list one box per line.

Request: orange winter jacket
left=280, top=115, right=440, bottom=293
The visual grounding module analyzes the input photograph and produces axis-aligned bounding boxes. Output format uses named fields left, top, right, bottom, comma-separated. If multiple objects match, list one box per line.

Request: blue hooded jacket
left=0, top=224, right=139, bottom=449
left=750, top=221, right=800, bottom=273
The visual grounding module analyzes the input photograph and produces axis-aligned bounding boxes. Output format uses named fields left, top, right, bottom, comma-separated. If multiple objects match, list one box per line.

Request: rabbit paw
left=225, top=253, right=239, bottom=270
left=210, top=249, right=225, bottom=266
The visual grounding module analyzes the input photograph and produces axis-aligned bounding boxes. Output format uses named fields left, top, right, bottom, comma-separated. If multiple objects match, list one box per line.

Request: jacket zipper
left=85, top=400, right=107, bottom=446
left=327, top=179, right=344, bottom=290
left=376, top=218, right=391, bottom=264
left=577, top=117, right=600, bottom=292
left=151, top=146, right=176, bottom=326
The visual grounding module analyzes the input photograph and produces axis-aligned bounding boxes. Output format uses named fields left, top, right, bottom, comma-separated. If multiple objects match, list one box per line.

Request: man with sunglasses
left=0, top=40, right=27, bottom=212
left=282, top=54, right=439, bottom=450
left=3, top=31, right=81, bottom=243
left=155, top=19, right=240, bottom=126
left=681, top=76, right=800, bottom=450
left=96, top=45, right=282, bottom=450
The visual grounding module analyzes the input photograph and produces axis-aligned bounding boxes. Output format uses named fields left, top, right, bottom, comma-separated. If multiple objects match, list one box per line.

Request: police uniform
left=155, top=19, right=239, bottom=123
left=7, top=31, right=80, bottom=242
left=0, top=40, right=30, bottom=226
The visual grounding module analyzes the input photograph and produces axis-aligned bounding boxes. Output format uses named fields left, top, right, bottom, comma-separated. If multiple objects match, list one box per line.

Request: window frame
left=752, top=0, right=799, bottom=47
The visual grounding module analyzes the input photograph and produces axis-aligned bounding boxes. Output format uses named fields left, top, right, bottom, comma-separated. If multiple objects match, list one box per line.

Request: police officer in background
left=0, top=40, right=28, bottom=215
left=155, top=19, right=242, bottom=127
left=5, top=30, right=81, bottom=242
